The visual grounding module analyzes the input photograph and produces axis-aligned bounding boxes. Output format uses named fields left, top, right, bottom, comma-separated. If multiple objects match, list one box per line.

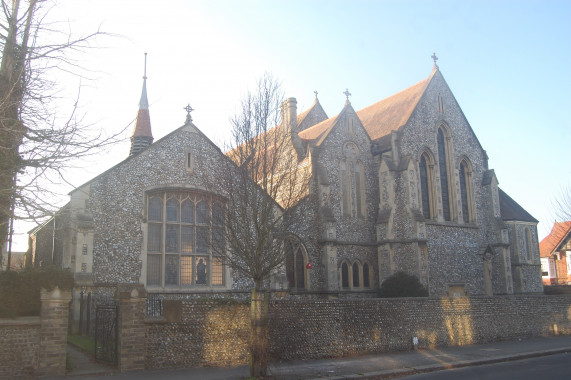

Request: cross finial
left=431, top=52, right=439, bottom=69
left=184, top=103, right=194, bottom=124
left=314, top=90, right=318, bottom=99
left=343, top=88, right=351, bottom=105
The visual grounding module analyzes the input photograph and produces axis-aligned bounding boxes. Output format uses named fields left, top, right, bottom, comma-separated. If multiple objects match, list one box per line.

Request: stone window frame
left=523, top=226, right=533, bottom=263
left=340, top=142, right=366, bottom=218
left=285, top=234, right=309, bottom=290
left=436, top=124, right=456, bottom=222
left=457, top=157, right=475, bottom=224
left=418, top=149, right=437, bottom=220
left=144, top=188, right=227, bottom=290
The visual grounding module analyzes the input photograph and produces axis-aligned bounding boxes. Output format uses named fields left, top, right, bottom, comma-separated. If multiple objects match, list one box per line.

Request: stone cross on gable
left=314, top=90, right=318, bottom=99
left=431, top=52, right=439, bottom=68
left=343, top=88, right=351, bottom=104
left=184, top=104, right=194, bottom=123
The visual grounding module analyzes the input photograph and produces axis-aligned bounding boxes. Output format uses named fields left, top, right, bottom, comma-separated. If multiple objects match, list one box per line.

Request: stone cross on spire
left=184, top=104, right=194, bottom=124
left=343, top=88, right=351, bottom=105
left=431, top=52, right=439, bottom=69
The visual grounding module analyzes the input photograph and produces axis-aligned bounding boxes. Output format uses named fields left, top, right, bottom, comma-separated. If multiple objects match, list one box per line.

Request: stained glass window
left=146, top=191, right=225, bottom=288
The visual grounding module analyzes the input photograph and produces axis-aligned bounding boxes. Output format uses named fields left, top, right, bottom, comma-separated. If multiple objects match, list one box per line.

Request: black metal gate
left=94, top=305, right=118, bottom=365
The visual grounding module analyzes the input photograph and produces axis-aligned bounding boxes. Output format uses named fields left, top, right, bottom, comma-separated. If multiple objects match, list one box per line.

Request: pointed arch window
left=419, top=153, right=433, bottom=219
left=340, top=143, right=366, bottom=218
left=352, top=262, right=361, bottom=287
left=437, top=128, right=452, bottom=221
left=285, top=236, right=308, bottom=290
left=341, top=261, right=349, bottom=288
left=363, top=262, right=371, bottom=288
left=524, top=227, right=533, bottom=262
left=459, top=159, right=474, bottom=223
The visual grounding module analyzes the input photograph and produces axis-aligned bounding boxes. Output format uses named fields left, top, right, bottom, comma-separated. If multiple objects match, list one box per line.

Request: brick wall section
left=143, top=295, right=571, bottom=369
left=38, top=287, right=72, bottom=377
left=116, top=285, right=147, bottom=372
left=0, top=317, right=40, bottom=379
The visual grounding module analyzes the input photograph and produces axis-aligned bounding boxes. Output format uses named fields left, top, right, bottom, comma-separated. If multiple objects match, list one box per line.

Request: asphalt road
left=398, top=352, right=571, bottom=379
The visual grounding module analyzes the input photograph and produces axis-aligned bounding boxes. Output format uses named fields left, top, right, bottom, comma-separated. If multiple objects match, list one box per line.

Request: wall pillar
left=115, top=284, right=147, bottom=372
left=38, top=287, right=72, bottom=377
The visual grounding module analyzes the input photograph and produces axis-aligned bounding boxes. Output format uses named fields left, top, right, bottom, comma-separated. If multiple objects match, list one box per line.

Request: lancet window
left=437, top=127, right=453, bottom=221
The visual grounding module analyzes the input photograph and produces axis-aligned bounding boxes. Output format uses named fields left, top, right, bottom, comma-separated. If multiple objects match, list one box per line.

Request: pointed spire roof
left=129, top=53, right=154, bottom=156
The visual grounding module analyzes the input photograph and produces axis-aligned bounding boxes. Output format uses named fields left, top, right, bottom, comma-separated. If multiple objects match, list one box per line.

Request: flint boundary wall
left=145, top=294, right=571, bottom=369
left=0, top=288, right=71, bottom=379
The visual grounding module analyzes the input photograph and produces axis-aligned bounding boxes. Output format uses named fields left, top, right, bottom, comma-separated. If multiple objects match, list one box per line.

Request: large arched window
left=419, top=152, right=435, bottom=219
left=458, top=158, right=474, bottom=223
left=437, top=127, right=453, bottom=221
left=285, top=236, right=308, bottom=289
left=146, top=190, right=225, bottom=288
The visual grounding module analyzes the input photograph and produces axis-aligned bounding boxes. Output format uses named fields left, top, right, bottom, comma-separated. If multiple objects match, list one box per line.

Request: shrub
left=379, top=271, right=428, bottom=298
left=0, top=266, right=74, bottom=318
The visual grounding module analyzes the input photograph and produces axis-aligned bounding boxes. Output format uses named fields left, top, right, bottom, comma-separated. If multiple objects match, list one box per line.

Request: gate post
left=38, top=287, right=72, bottom=377
left=115, top=284, right=147, bottom=372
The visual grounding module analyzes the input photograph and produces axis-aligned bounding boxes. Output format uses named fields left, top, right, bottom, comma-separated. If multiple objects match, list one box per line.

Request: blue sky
left=10, top=0, right=570, bottom=250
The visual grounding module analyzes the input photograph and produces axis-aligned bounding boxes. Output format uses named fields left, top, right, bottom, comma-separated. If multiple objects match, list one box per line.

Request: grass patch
left=68, top=334, right=95, bottom=353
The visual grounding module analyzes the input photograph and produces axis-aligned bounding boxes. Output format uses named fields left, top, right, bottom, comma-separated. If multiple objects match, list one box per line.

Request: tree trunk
left=250, top=285, right=270, bottom=377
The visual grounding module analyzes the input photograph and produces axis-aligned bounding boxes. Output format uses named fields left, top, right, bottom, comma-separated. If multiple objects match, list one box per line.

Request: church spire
left=129, top=53, right=154, bottom=157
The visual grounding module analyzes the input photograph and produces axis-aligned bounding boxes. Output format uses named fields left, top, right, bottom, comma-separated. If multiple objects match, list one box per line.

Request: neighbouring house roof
left=540, top=221, right=571, bottom=256
left=498, top=188, right=538, bottom=223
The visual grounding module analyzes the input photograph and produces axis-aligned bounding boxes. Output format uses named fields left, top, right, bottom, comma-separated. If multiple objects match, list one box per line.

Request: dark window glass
left=342, top=262, right=349, bottom=288
left=437, top=129, right=450, bottom=221
left=295, top=247, right=305, bottom=288
left=459, top=162, right=469, bottom=222
left=196, top=226, right=209, bottom=252
left=197, top=201, right=209, bottom=224
left=340, top=162, right=349, bottom=215
left=148, top=197, right=162, bottom=221
left=212, top=227, right=225, bottom=254
left=148, top=223, right=162, bottom=252
left=352, top=262, right=360, bottom=288
left=181, top=199, right=194, bottom=223
left=165, top=224, right=179, bottom=252
left=165, top=255, right=179, bottom=285
left=420, top=155, right=431, bottom=219
left=363, top=263, right=370, bottom=288
left=147, top=255, right=161, bottom=285
left=212, top=202, right=224, bottom=226
left=166, top=198, right=179, bottom=222
left=355, top=166, right=362, bottom=217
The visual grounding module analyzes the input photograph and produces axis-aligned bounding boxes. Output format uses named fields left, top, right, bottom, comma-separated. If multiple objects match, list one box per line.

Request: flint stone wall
left=143, top=294, right=571, bottom=369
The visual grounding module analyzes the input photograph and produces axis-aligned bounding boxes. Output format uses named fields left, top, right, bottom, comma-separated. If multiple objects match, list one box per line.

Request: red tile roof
left=356, top=74, right=433, bottom=141
left=540, top=221, right=571, bottom=257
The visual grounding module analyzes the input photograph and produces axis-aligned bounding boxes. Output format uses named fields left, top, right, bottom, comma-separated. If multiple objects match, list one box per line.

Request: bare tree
left=0, top=0, right=121, bottom=269
left=551, top=183, right=571, bottom=223
left=213, top=73, right=311, bottom=376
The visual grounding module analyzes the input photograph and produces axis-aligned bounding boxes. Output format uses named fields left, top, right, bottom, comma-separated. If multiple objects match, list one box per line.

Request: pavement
left=49, top=335, right=571, bottom=380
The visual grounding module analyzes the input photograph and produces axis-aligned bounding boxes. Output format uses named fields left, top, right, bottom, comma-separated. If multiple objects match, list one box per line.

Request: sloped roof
left=299, top=69, right=436, bottom=146
left=540, top=221, right=571, bottom=256
left=498, top=188, right=538, bottom=223
left=356, top=76, right=432, bottom=141
left=132, top=79, right=153, bottom=138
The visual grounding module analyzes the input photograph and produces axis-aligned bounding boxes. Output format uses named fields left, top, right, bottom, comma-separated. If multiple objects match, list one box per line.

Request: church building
left=29, top=58, right=543, bottom=330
